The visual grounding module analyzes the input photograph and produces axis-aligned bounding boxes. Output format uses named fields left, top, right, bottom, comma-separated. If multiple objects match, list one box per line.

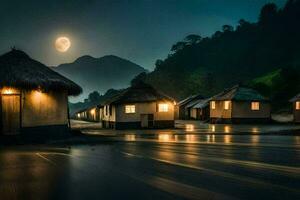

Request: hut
left=102, top=82, right=175, bottom=129
left=0, top=49, right=82, bottom=138
left=290, top=94, right=300, bottom=123
left=75, top=104, right=104, bottom=122
left=177, top=94, right=204, bottom=119
left=189, top=98, right=211, bottom=121
left=210, top=85, right=270, bottom=123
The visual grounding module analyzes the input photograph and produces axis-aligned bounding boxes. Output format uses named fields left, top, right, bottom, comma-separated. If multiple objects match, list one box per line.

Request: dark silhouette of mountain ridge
left=52, top=55, right=147, bottom=102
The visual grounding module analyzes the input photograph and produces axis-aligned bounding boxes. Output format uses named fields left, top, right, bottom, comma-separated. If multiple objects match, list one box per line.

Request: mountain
left=135, top=0, right=300, bottom=101
left=52, top=55, right=147, bottom=102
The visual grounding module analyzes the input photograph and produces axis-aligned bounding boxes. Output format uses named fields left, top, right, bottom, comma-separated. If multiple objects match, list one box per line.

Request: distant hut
left=210, top=85, right=270, bottom=123
left=102, top=82, right=175, bottom=129
left=290, top=94, right=300, bottom=123
left=177, top=94, right=204, bottom=119
left=189, top=98, right=211, bottom=121
left=75, top=104, right=104, bottom=122
left=0, top=50, right=82, bottom=137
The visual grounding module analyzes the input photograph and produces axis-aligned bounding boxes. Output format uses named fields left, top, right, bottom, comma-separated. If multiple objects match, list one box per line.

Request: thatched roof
left=290, top=94, right=300, bottom=102
left=211, top=85, right=268, bottom=101
left=105, top=82, right=174, bottom=105
left=191, top=98, right=211, bottom=109
left=0, top=49, right=82, bottom=96
left=178, top=94, right=204, bottom=106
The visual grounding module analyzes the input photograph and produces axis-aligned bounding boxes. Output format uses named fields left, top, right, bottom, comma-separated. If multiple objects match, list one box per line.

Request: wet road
left=0, top=134, right=300, bottom=200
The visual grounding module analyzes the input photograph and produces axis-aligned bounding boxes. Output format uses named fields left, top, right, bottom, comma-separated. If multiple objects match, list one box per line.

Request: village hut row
left=76, top=84, right=300, bottom=128
left=0, top=50, right=82, bottom=137
left=76, top=83, right=175, bottom=129
left=177, top=85, right=271, bottom=123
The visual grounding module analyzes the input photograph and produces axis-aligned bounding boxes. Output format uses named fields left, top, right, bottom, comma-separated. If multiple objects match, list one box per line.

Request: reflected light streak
left=211, top=125, right=216, bottom=133
left=186, top=134, right=196, bottom=143
left=224, top=135, right=232, bottom=144
left=206, top=134, right=216, bottom=143
left=252, top=127, right=259, bottom=134
left=125, top=134, right=136, bottom=141
left=251, top=135, right=259, bottom=145
left=158, top=134, right=175, bottom=142
left=224, top=125, right=231, bottom=133
left=186, top=124, right=195, bottom=132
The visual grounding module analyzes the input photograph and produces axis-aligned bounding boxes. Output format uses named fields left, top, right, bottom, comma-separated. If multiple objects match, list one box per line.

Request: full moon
left=55, top=37, right=71, bottom=52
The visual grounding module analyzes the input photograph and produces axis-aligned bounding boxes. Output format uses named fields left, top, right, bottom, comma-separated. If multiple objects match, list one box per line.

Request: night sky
left=0, top=0, right=286, bottom=70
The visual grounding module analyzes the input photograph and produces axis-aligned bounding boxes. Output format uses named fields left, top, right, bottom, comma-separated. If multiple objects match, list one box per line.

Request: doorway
left=140, top=114, right=154, bottom=128
left=1, top=94, right=21, bottom=135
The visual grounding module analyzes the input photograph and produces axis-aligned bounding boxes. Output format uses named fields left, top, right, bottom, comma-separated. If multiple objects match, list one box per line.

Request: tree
left=259, top=3, right=278, bottom=25
left=171, top=41, right=187, bottom=52
left=131, top=72, right=147, bottom=86
left=184, top=34, right=202, bottom=45
left=222, top=25, right=234, bottom=32
left=88, top=91, right=101, bottom=103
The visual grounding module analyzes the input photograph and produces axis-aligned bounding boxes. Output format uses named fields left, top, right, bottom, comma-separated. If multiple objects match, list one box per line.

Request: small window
left=224, top=101, right=230, bottom=110
left=211, top=101, right=216, bottom=109
left=251, top=102, right=260, bottom=110
left=158, top=103, right=169, bottom=112
left=125, top=105, right=136, bottom=113
left=296, top=102, right=300, bottom=110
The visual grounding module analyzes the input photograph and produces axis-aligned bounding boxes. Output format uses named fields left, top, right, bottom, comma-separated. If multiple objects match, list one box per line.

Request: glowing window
left=251, top=102, right=260, bottom=110
left=211, top=101, right=216, bottom=109
left=125, top=105, right=135, bottom=113
left=158, top=103, right=169, bottom=112
left=90, top=108, right=96, bottom=115
left=224, top=101, right=230, bottom=110
left=296, top=102, right=300, bottom=110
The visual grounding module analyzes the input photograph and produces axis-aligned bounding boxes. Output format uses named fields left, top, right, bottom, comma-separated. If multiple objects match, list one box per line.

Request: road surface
left=0, top=134, right=299, bottom=200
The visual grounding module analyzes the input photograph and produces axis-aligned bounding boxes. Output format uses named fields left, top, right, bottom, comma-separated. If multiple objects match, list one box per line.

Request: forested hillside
left=135, top=0, right=300, bottom=101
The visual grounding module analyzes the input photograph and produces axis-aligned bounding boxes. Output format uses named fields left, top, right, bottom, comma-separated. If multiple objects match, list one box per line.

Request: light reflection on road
left=1, top=127, right=300, bottom=200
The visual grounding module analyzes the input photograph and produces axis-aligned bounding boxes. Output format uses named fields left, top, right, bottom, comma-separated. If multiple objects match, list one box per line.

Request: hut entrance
left=1, top=94, right=21, bottom=135
left=141, top=114, right=154, bottom=128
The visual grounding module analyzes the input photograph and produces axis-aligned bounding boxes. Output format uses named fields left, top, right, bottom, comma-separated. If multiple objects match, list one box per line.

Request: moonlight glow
left=55, top=37, right=71, bottom=52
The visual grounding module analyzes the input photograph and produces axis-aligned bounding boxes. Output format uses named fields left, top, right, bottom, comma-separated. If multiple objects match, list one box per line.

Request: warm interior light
left=211, top=101, right=216, bottom=109
left=251, top=102, right=260, bottom=110
left=77, top=113, right=80, bottom=118
left=125, top=105, right=136, bottom=113
left=296, top=101, right=300, bottom=110
left=90, top=109, right=96, bottom=115
left=224, top=101, right=230, bottom=110
left=3, top=89, right=13, bottom=94
left=158, top=103, right=169, bottom=112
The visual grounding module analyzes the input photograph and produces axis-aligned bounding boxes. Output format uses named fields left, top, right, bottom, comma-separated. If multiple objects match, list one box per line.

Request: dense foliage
left=250, top=67, right=300, bottom=111
left=69, top=88, right=122, bottom=115
left=135, top=0, right=300, bottom=102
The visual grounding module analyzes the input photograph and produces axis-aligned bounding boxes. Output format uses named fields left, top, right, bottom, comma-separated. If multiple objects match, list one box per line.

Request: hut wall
left=102, top=105, right=116, bottom=122
left=232, top=101, right=271, bottom=119
left=293, top=102, right=300, bottom=123
left=210, top=101, right=232, bottom=119
left=22, top=90, right=68, bottom=127
left=190, top=108, right=197, bottom=119
left=116, top=101, right=174, bottom=122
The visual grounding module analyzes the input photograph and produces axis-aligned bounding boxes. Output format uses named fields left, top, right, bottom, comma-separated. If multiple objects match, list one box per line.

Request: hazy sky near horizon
left=0, top=0, right=286, bottom=70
